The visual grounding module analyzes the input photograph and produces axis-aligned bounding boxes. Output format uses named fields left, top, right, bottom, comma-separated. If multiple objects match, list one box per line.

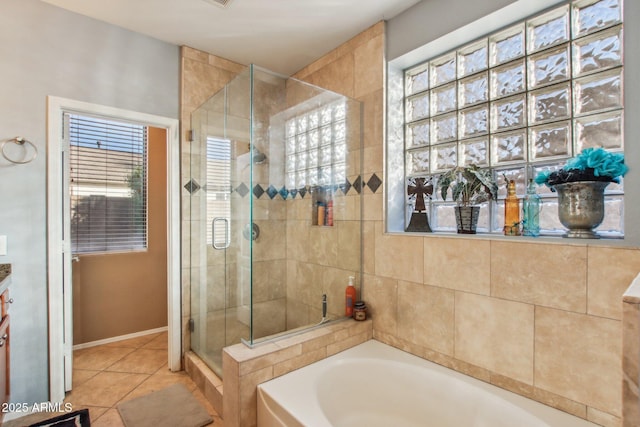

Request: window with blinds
left=68, top=113, right=148, bottom=253
left=206, top=137, right=231, bottom=246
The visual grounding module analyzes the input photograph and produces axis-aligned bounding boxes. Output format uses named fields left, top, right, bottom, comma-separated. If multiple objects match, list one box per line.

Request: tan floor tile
left=73, top=368, right=100, bottom=388
left=141, top=332, right=168, bottom=350
left=65, top=372, right=149, bottom=407
left=105, top=349, right=166, bottom=374
left=73, top=346, right=135, bottom=370
left=102, top=333, right=163, bottom=349
left=62, top=335, right=219, bottom=427
left=92, top=408, right=125, bottom=427
left=84, top=405, right=110, bottom=422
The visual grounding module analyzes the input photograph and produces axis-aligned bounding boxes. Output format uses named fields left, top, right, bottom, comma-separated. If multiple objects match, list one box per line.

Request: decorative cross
left=407, top=177, right=433, bottom=212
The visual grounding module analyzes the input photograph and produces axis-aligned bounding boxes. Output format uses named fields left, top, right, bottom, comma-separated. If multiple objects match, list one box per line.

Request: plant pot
left=552, top=181, right=609, bottom=239
left=454, top=206, right=480, bottom=234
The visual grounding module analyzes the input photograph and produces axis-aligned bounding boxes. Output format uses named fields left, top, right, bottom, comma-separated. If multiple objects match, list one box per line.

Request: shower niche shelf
left=312, top=186, right=333, bottom=227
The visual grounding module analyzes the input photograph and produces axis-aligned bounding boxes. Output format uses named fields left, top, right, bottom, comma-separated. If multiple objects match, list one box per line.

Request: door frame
left=46, top=96, right=181, bottom=402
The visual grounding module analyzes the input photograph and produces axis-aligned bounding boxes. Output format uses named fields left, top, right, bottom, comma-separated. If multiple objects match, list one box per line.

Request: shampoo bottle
left=345, top=276, right=356, bottom=317
left=317, top=202, right=325, bottom=226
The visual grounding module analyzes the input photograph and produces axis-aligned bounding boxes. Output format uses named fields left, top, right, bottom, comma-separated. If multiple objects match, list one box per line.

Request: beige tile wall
left=180, top=19, right=640, bottom=427
left=292, top=21, right=640, bottom=427
left=622, top=275, right=640, bottom=427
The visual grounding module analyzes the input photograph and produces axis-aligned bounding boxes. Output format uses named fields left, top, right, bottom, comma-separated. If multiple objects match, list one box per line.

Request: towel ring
left=1, top=137, right=38, bottom=164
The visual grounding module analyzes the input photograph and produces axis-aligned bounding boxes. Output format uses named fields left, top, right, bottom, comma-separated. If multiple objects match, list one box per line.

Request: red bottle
left=345, top=276, right=356, bottom=317
left=326, top=200, right=333, bottom=226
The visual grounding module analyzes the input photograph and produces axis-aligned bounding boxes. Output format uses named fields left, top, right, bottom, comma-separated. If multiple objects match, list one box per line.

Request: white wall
left=0, top=0, right=179, bottom=404
left=386, top=0, right=516, bottom=61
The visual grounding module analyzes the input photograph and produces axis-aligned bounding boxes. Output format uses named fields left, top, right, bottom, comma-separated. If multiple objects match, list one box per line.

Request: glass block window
left=403, top=0, right=624, bottom=236
left=285, top=100, right=347, bottom=189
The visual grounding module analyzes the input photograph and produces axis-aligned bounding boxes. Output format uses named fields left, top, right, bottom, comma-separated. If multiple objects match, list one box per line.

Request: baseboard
left=72, top=326, right=168, bottom=350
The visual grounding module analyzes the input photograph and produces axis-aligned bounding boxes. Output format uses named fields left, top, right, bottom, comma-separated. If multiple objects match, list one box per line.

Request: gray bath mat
left=117, top=384, right=213, bottom=427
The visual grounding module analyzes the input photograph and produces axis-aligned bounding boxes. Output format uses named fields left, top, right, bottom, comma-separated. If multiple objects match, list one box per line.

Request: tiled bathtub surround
left=369, top=241, right=639, bottom=427
left=222, top=319, right=372, bottom=427
left=623, top=274, right=640, bottom=427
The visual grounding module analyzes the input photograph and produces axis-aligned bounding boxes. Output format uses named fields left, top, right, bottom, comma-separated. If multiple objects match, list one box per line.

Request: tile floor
left=3, top=332, right=223, bottom=427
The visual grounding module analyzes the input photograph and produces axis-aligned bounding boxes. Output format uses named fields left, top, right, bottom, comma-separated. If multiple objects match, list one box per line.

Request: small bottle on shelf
left=522, top=179, right=541, bottom=237
left=345, top=276, right=356, bottom=317
left=353, top=301, right=367, bottom=321
left=504, top=179, right=521, bottom=236
left=326, top=200, right=333, bottom=226
left=317, top=202, right=325, bottom=226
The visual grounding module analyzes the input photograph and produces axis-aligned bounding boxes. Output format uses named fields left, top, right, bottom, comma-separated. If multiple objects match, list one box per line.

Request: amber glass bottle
left=504, top=180, right=521, bottom=236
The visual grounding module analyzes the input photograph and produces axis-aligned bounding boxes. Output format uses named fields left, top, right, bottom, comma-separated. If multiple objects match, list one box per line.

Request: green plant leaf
left=435, top=165, right=498, bottom=206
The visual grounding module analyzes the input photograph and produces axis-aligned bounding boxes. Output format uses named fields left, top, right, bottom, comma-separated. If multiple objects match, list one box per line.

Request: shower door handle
left=212, top=217, right=230, bottom=250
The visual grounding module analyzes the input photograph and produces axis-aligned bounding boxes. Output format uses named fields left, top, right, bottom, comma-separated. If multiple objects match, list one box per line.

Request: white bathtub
left=257, top=340, right=598, bottom=427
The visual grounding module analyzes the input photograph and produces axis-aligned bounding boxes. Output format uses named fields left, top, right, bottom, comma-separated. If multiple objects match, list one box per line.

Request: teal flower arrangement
left=535, top=148, right=628, bottom=189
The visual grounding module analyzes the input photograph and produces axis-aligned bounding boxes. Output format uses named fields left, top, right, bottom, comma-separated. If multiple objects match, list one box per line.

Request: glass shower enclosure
left=188, top=65, right=362, bottom=378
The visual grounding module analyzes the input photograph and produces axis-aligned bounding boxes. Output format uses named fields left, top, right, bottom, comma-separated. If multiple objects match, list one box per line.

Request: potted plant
left=437, top=165, right=498, bottom=234
left=535, top=147, right=627, bottom=239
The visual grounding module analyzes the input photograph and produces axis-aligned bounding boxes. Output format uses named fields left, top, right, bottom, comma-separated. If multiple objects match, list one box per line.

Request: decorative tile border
left=182, top=173, right=383, bottom=199
left=184, top=179, right=201, bottom=194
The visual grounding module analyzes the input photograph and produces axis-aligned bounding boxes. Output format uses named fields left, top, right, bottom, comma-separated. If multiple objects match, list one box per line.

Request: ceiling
left=40, top=0, right=421, bottom=75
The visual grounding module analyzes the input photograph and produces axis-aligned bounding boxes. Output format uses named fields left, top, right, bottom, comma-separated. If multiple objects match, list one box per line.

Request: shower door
left=189, top=69, right=252, bottom=378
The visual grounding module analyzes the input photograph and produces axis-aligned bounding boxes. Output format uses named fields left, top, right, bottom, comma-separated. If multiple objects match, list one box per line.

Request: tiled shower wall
left=293, top=21, right=640, bottom=427
left=180, top=47, right=368, bottom=354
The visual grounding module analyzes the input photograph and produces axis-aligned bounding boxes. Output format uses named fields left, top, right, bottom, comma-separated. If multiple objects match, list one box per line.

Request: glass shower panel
left=248, top=71, right=362, bottom=345
left=189, top=64, right=362, bottom=366
left=190, top=68, right=252, bottom=378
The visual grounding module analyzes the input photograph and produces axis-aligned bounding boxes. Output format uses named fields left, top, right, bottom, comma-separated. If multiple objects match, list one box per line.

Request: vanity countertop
left=0, top=264, right=11, bottom=294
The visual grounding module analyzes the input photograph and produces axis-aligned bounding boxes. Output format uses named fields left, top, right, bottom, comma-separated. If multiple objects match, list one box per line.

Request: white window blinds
left=206, top=137, right=231, bottom=246
left=67, top=113, right=148, bottom=253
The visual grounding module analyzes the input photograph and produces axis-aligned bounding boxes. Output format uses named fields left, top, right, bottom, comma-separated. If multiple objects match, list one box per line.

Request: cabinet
left=0, top=279, right=10, bottom=423
left=0, top=314, right=8, bottom=408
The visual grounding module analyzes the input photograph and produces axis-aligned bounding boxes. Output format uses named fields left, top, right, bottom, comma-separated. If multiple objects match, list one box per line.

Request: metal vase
left=454, top=206, right=480, bottom=234
left=553, top=181, right=609, bottom=239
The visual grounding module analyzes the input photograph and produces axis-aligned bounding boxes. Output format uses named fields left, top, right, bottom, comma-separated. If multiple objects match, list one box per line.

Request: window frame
left=386, top=0, right=632, bottom=243
left=68, top=113, right=150, bottom=254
